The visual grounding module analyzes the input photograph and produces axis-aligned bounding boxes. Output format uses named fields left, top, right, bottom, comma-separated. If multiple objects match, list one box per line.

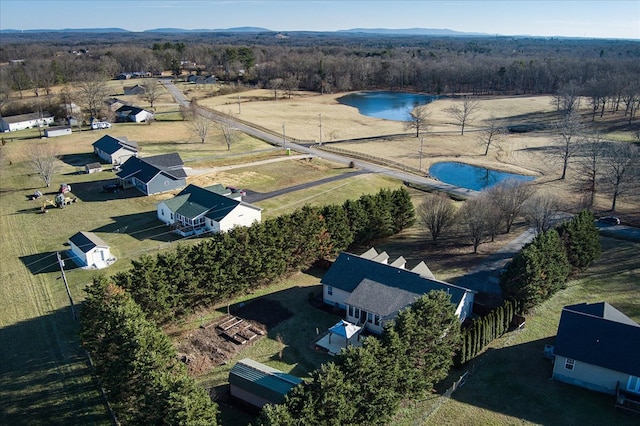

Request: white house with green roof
left=156, top=184, right=261, bottom=236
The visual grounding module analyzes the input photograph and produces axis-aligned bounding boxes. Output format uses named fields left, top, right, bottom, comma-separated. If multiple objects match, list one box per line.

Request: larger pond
left=337, top=91, right=436, bottom=121
left=429, top=162, right=535, bottom=191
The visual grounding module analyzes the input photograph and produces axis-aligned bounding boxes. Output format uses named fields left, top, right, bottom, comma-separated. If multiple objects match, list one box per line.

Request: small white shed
left=45, top=126, right=72, bottom=138
left=68, top=231, right=113, bottom=269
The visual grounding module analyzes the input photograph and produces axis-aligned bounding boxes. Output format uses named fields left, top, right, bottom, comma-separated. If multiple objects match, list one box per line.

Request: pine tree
left=557, top=209, right=601, bottom=270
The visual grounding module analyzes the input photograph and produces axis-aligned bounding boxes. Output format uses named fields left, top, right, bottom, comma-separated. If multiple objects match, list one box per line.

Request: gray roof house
left=552, top=302, right=640, bottom=397
left=123, top=84, right=146, bottom=95
left=117, top=153, right=187, bottom=195
left=92, top=135, right=139, bottom=165
left=115, top=105, right=154, bottom=123
left=321, top=248, right=475, bottom=334
left=156, top=184, right=261, bottom=236
left=229, top=358, right=302, bottom=409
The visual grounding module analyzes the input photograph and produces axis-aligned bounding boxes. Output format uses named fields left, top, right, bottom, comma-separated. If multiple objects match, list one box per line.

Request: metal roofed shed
left=229, top=358, right=302, bottom=409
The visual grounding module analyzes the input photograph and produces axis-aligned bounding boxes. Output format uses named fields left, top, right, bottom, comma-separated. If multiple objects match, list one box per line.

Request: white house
left=115, top=105, right=154, bottom=123
left=68, top=231, right=113, bottom=269
left=552, top=302, right=640, bottom=398
left=157, top=184, right=261, bottom=236
left=321, top=248, right=475, bottom=335
left=92, top=135, right=138, bottom=165
left=0, top=112, right=54, bottom=132
left=44, top=126, right=72, bottom=137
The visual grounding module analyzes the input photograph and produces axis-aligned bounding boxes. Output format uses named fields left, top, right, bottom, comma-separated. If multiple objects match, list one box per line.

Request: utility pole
left=319, top=114, right=322, bottom=146
left=238, top=93, right=241, bottom=114
left=56, top=252, right=76, bottom=320
left=282, top=122, right=286, bottom=150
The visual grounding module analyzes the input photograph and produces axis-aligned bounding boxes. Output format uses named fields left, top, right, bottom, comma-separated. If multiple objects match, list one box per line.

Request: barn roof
left=117, top=153, right=186, bottom=183
left=229, top=358, right=302, bottom=405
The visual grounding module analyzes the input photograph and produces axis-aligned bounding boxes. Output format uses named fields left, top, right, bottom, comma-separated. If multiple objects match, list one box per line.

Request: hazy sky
left=1, top=0, right=639, bottom=39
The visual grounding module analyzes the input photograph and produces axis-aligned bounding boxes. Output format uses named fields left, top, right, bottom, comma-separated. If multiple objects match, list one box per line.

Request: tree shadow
left=91, top=211, right=176, bottom=242
left=58, top=152, right=99, bottom=168
left=448, top=336, right=638, bottom=425
left=67, top=179, right=145, bottom=203
left=0, top=307, right=110, bottom=425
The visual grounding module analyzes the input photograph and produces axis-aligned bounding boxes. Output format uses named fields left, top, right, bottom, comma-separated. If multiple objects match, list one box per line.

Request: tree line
left=112, top=187, right=414, bottom=323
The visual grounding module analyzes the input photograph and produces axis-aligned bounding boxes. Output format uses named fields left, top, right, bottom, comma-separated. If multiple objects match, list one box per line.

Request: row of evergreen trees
left=258, top=292, right=461, bottom=425
left=456, top=299, right=522, bottom=365
left=80, top=277, right=219, bottom=424
left=501, top=210, right=601, bottom=310
left=113, top=187, right=415, bottom=323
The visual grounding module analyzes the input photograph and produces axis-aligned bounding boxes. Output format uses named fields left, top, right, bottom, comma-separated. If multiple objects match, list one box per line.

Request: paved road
left=162, top=80, right=477, bottom=200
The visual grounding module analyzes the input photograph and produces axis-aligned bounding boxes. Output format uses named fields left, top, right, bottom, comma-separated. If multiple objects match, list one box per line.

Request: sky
left=1, top=0, right=639, bottom=39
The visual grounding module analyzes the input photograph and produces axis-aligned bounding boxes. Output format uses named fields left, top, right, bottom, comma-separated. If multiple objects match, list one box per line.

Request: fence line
left=419, top=367, right=474, bottom=423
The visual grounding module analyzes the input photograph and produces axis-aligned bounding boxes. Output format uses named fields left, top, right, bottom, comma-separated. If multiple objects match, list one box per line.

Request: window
left=348, top=306, right=353, bottom=317
left=564, top=358, right=575, bottom=371
left=327, top=286, right=333, bottom=296
left=354, top=308, right=360, bottom=319
left=160, top=209, right=164, bottom=216
left=374, top=315, right=380, bottom=326
left=367, top=312, right=373, bottom=323
left=628, top=376, right=640, bottom=394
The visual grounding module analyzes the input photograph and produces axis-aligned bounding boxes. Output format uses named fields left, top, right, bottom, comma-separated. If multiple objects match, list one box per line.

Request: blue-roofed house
left=116, top=153, right=187, bottom=195
left=92, top=134, right=139, bottom=165
left=321, top=248, right=475, bottom=335
left=552, top=302, right=640, bottom=397
left=115, top=105, right=154, bottom=123
left=156, top=184, right=262, bottom=236
left=229, top=358, right=303, bottom=409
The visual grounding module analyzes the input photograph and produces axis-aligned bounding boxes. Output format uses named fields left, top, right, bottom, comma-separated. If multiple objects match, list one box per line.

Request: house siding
left=456, top=291, right=475, bottom=323
left=218, top=206, right=261, bottom=232
left=553, top=355, right=631, bottom=395
left=229, top=385, right=271, bottom=409
left=324, top=286, right=350, bottom=310
left=146, top=174, right=185, bottom=195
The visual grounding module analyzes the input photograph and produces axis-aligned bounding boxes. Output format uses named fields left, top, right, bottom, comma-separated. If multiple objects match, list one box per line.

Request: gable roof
left=2, top=112, right=53, bottom=123
left=117, top=153, right=186, bottom=183
left=229, top=358, right=302, bottom=404
left=69, top=231, right=109, bottom=253
left=554, top=302, right=640, bottom=377
left=164, top=184, right=240, bottom=219
left=322, top=252, right=471, bottom=308
left=92, top=135, right=138, bottom=155
left=345, top=278, right=422, bottom=318
left=116, top=105, right=149, bottom=116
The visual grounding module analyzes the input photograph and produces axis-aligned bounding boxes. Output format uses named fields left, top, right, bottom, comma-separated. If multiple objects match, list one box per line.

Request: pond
left=337, top=91, right=436, bottom=121
left=429, top=162, right=535, bottom=191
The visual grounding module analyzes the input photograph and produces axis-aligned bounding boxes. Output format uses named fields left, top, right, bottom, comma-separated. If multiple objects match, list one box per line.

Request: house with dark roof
left=68, top=231, right=114, bottom=269
left=229, top=358, right=302, bottom=409
left=0, top=112, right=54, bottom=132
left=321, top=248, right=475, bottom=334
left=92, top=135, right=139, bottom=165
left=123, top=84, right=146, bottom=95
left=156, top=184, right=261, bottom=236
left=117, top=153, right=187, bottom=195
left=552, top=302, right=640, bottom=396
left=115, top=105, right=154, bottom=123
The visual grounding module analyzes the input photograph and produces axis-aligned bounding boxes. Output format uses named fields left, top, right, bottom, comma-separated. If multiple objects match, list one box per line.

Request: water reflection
left=429, top=162, right=534, bottom=191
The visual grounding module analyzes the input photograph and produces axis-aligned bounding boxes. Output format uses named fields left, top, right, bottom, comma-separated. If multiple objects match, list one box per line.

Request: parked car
left=598, top=216, right=620, bottom=225
left=91, top=121, right=112, bottom=130
left=103, top=182, right=123, bottom=193
left=226, top=186, right=247, bottom=197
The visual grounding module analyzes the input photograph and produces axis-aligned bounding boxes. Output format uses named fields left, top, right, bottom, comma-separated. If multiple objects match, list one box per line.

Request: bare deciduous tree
left=555, top=110, right=584, bottom=180
left=25, top=143, right=60, bottom=187
left=282, top=75, right=300, bottom=99
left=446, top=96, right=479, bottom=135
left=487, top=180, right=534, bottom=233
left=219, top=119, right=238, bottom=151
left=458, top=196, right=491, bottom=253
left=524, top=191, right=560, bottom=234
left=404, top=105, right=431, bottom=137
left=601, top=142, right=638, bottom=212
left=478, top=115, right=504, bottom=156
left=139, top=79, right=163, bottom=111
left=417, top=193, right=456, bottom=242
left=76, top=73, right=109, bottom=119
left=269, top=78, right=284, bottom=100
left=184, top=106, right=213, bottom=144
left=575, top=131, right=605, bottom=209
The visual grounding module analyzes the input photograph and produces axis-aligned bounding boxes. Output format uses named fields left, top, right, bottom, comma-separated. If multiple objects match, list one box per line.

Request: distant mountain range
left=0, top=27, right=489, bottom=36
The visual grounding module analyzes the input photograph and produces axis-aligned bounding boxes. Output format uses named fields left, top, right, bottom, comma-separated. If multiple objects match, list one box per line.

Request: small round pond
left=429, top=162, right=535, bottom=191
left=337, top=91, right=436, bottom=121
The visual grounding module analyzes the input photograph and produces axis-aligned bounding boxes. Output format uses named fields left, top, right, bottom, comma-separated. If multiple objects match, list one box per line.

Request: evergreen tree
left=390, top=187, right=416, bottom=232
left=557, top=209, right=601, bottom=270
left=320, top=204, right=355, bottom=255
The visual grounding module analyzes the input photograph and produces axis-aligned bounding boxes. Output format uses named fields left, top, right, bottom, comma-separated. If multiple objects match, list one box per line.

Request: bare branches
left=477, top=115, right=505, bottom=156
left=139, top=79, right=163, bottom=111
left=417, top=193, right=456, bottom=242
left=601, top=142, right=639, bottom=212
left=76, top=73, right=109, bottom=119
left=404, top=105, right=431, bottom=138
left=554, top=110, right=584, bottom=180
left=184, top=106, right=213, bottom=144
left=446, top=96, right=479, bottom=135
left=218, top=120, right=238, bottom=150
left=24, top=143, right=60, bottom=187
